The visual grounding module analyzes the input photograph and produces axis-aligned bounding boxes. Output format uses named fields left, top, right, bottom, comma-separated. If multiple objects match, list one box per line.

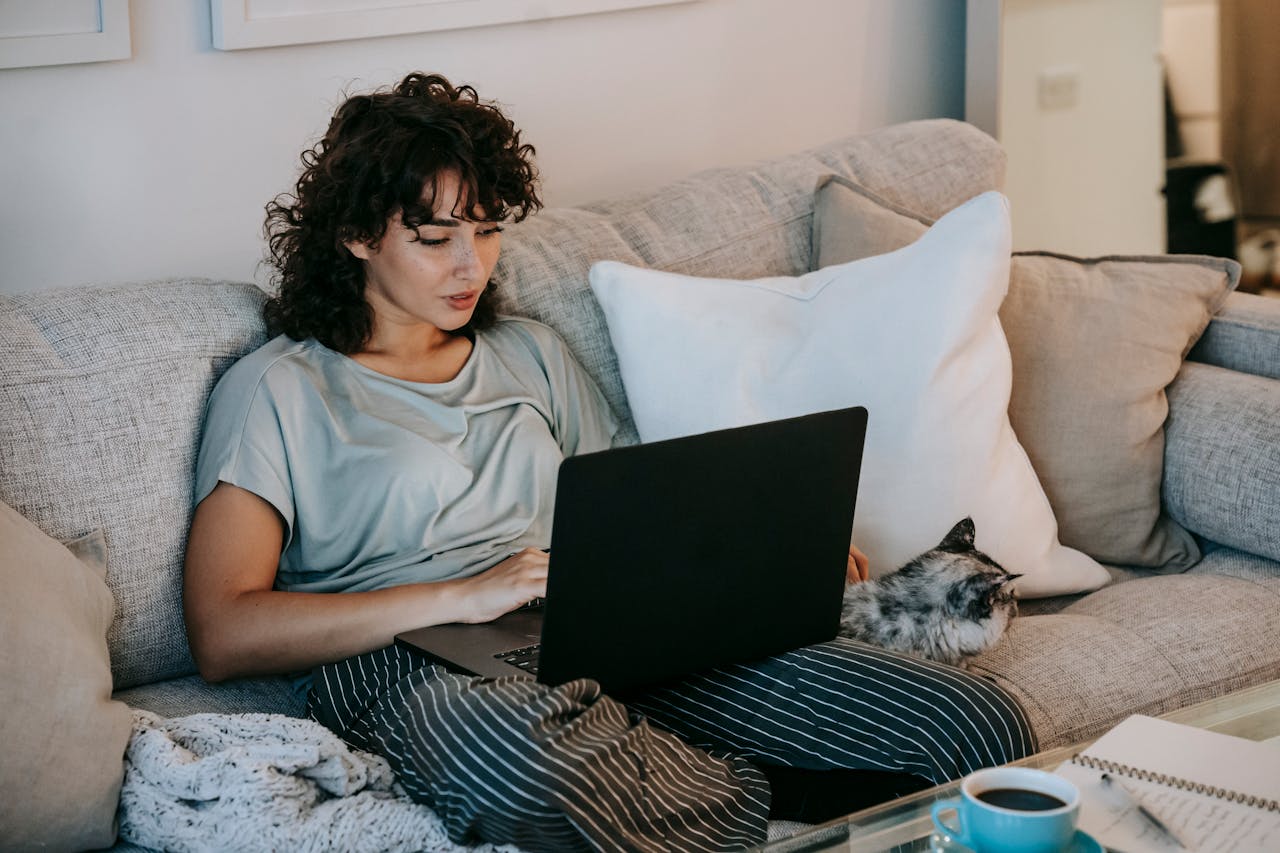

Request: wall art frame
left=211, top=0, right=696, bottom=51
left=0, top=0, right=131, bottom=70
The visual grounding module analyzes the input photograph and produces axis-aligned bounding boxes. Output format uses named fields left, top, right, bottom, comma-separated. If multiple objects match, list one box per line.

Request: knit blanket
left=118, top=710, right=517, bottom=853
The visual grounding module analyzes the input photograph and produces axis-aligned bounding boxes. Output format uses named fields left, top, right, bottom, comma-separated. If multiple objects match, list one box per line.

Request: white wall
left=995, top=0, right=1165, bottom=256
left=0, top=0, right=965, bottom=294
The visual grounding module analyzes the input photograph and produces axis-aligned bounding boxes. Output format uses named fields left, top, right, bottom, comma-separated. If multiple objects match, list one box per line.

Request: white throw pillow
left=588, top=191, right=1108, bottom=598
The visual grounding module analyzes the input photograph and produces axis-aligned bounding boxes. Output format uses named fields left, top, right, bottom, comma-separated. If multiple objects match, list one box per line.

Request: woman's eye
left=414, top=225, right=501, bottom=245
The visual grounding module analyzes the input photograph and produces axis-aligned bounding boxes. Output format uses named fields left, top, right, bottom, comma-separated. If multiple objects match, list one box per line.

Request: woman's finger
left=848, top=544, right=870, bottom=582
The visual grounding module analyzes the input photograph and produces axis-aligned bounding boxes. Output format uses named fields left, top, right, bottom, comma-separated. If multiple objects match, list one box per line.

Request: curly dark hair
left=263, top=72, right=542, bottom=353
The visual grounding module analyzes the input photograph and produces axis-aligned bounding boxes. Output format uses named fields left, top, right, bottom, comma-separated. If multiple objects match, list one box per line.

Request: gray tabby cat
left=839, top=518, right=1020, bottom=666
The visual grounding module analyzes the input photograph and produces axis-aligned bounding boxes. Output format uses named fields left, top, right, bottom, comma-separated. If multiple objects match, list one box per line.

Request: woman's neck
left=351, top=321, right=475, bottom=384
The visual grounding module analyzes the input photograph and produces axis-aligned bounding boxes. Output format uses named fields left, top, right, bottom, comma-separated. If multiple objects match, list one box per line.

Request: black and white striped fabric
left=308, top=638, right=1035, bottom=852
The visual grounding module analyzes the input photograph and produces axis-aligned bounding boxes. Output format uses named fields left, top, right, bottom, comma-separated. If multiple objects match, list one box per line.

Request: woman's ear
left=344, top=238, right=374, bottom=261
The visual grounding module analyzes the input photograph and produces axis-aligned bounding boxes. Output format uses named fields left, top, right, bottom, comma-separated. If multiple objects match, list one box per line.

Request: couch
left=3, top=119, right=1278, bottom=851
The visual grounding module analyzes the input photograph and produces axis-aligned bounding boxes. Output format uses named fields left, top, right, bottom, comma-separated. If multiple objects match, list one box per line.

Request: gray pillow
left=813, top=175, right=1239, bottom=570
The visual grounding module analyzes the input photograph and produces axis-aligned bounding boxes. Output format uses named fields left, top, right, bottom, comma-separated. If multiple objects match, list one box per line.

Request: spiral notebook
left=1055, top=714, right=1280, bottom=853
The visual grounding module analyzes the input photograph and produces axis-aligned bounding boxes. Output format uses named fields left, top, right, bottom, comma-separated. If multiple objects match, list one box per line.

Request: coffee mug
left=930, top=766, right=1080, bottom=853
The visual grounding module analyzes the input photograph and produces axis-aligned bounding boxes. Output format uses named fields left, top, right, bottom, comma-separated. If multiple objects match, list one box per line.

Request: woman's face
left=347, top=170, right=502, bottom=338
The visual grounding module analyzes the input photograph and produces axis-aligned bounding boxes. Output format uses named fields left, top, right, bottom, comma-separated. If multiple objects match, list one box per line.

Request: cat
left=838, top=518, right=1020, bottom=667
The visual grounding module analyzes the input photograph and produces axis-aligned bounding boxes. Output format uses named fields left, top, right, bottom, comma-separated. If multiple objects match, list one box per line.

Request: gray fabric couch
left=3, top=119, right=1279, bottom=848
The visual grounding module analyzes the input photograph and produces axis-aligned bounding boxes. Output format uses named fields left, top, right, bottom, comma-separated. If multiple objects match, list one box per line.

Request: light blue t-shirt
left=194, top=317, right=618, bottom=594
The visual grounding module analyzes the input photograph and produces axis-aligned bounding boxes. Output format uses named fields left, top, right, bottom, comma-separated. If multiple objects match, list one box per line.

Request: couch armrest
left=1163, top=361, right=1280, bottom=562
left=1189, top=292, right=1280, bottom=380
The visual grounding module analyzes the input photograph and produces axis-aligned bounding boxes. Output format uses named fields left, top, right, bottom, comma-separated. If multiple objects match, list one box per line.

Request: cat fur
left=838, top=518, right=1019, bottom=666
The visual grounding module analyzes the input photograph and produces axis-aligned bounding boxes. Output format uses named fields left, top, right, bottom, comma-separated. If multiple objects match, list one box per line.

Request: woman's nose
left=453, top=238, right=485, bottom=279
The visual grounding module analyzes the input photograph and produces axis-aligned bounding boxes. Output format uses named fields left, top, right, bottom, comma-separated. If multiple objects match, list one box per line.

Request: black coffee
left=975, top=788, right=1066, bottom=811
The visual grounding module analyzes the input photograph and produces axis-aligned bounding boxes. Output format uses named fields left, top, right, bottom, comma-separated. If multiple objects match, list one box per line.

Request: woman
left=184, top=72, right=1036, bottom=852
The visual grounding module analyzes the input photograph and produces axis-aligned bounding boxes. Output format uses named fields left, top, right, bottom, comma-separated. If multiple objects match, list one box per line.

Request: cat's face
left=910, top=518, right=1021, bottom=621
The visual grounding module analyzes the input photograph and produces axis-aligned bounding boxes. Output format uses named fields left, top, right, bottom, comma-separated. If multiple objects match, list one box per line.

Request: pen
left=1100, top=773, right=1188, bottom=850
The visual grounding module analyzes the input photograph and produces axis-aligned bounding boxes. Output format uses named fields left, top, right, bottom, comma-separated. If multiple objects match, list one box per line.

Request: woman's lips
left=446, top=291, right=479, bottom=310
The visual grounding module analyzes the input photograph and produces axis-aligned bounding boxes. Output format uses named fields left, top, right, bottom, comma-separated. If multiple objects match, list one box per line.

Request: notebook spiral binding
left=1069, top=754, right=1280, bottom=812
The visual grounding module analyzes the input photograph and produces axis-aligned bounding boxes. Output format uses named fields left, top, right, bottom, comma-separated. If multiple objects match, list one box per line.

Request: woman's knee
left=786, top=640, right=1037, bottom=779
left=373, top=673, right=644, bottom=806
left=901, top=659, right=1038, bottom=778
left=949, top=667, right=1036, bottom=759
left=364, top=673, right=612, bottom=847
left=373, top=673, right=768, bottom=851
left=307, top=645, right=434, bottom=745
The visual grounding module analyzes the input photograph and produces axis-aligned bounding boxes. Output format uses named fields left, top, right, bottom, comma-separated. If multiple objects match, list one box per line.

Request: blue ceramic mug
left=930, top=766, right=1080, bottom=853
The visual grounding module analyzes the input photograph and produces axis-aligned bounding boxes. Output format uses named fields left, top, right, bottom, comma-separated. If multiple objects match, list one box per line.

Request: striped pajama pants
left=307, top=639, right=1035, bottom=852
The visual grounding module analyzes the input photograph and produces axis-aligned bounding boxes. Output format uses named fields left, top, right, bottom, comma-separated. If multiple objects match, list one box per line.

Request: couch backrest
left=0, top=280, right=267, bottom=688
left=496, top=118, right=1007, bottom=445
left=0, top=119, right=1004, bottom=689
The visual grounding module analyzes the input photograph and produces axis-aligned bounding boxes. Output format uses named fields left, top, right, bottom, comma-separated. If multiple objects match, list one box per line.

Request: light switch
left=1038, top=66, right=1080, bottom=110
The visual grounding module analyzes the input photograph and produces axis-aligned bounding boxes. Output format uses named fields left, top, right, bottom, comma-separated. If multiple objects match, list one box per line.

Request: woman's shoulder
left=482, top=315, right=571, bottom=362
left=209, top=335, right=323, bottom=409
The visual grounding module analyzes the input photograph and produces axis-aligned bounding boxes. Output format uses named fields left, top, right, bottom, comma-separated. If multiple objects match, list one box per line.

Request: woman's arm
left=183, top=482, right=549, bottom=682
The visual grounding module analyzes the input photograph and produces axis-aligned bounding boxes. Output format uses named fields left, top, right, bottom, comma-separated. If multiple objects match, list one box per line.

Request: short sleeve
left=194, top=363, right=296, bottom=545
left=522, top=324, right=618, bottom=457
left=552, top=357, right=618, bottom=457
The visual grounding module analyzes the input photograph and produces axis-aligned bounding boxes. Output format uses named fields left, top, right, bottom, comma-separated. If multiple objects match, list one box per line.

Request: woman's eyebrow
left=425, top=217, right=461, bottom=227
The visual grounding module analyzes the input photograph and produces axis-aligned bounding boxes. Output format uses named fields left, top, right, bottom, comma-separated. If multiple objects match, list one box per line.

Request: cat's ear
left=985, top=572, right=1021, bottom=601
left=938, top=517, right=976, bottom=552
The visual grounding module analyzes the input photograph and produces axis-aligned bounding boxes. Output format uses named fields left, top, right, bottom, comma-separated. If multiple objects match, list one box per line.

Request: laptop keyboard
left=495, top=643, right=541, bottom=674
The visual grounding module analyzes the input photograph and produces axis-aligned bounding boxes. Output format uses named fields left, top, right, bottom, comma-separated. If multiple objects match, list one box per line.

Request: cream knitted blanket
left=118, top=710, right=515, bottom=853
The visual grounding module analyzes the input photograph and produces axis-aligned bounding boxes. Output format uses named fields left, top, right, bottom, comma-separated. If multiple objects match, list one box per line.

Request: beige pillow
left=812, top=175, right=1239, bottom=570
left=0, top=501, right=132, bottom=850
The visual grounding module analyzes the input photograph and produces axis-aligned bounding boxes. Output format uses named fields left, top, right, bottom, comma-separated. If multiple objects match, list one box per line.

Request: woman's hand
left=456, top=547, right=550, bottom=623
left=847, top=543, right=870, bottom=584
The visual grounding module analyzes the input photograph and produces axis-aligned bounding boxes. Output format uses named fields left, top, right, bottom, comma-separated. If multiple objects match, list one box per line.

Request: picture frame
left=0, top=0, right=131, bottom=70
left=211, top=0, right=697, bottom=51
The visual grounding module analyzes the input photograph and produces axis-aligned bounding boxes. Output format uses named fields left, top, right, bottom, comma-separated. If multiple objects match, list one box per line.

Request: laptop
left=395, top=406, right=867, bottom=695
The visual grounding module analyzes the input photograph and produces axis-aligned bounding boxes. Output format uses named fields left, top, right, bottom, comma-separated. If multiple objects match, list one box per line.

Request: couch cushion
left=1190, top=291, right=1280, bottom=380
left=113, top=674, right=305, bottom=719
left=811, top=175, right=1238, bottom=571
left=0, top=279, right=269, bottom=688
left=969, top=547, right=1280, bottom=750
left=587, top=193, right=1107, bottom=599
left=496, top=118, right=1004, bottom=446
left=1164, top=362, right=1280, bottom=563
left=0, top=501, right=133, bottom=850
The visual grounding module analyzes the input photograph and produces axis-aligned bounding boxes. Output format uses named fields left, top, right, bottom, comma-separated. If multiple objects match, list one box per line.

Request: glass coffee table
left=756, top=680, right=1280, bottom=852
